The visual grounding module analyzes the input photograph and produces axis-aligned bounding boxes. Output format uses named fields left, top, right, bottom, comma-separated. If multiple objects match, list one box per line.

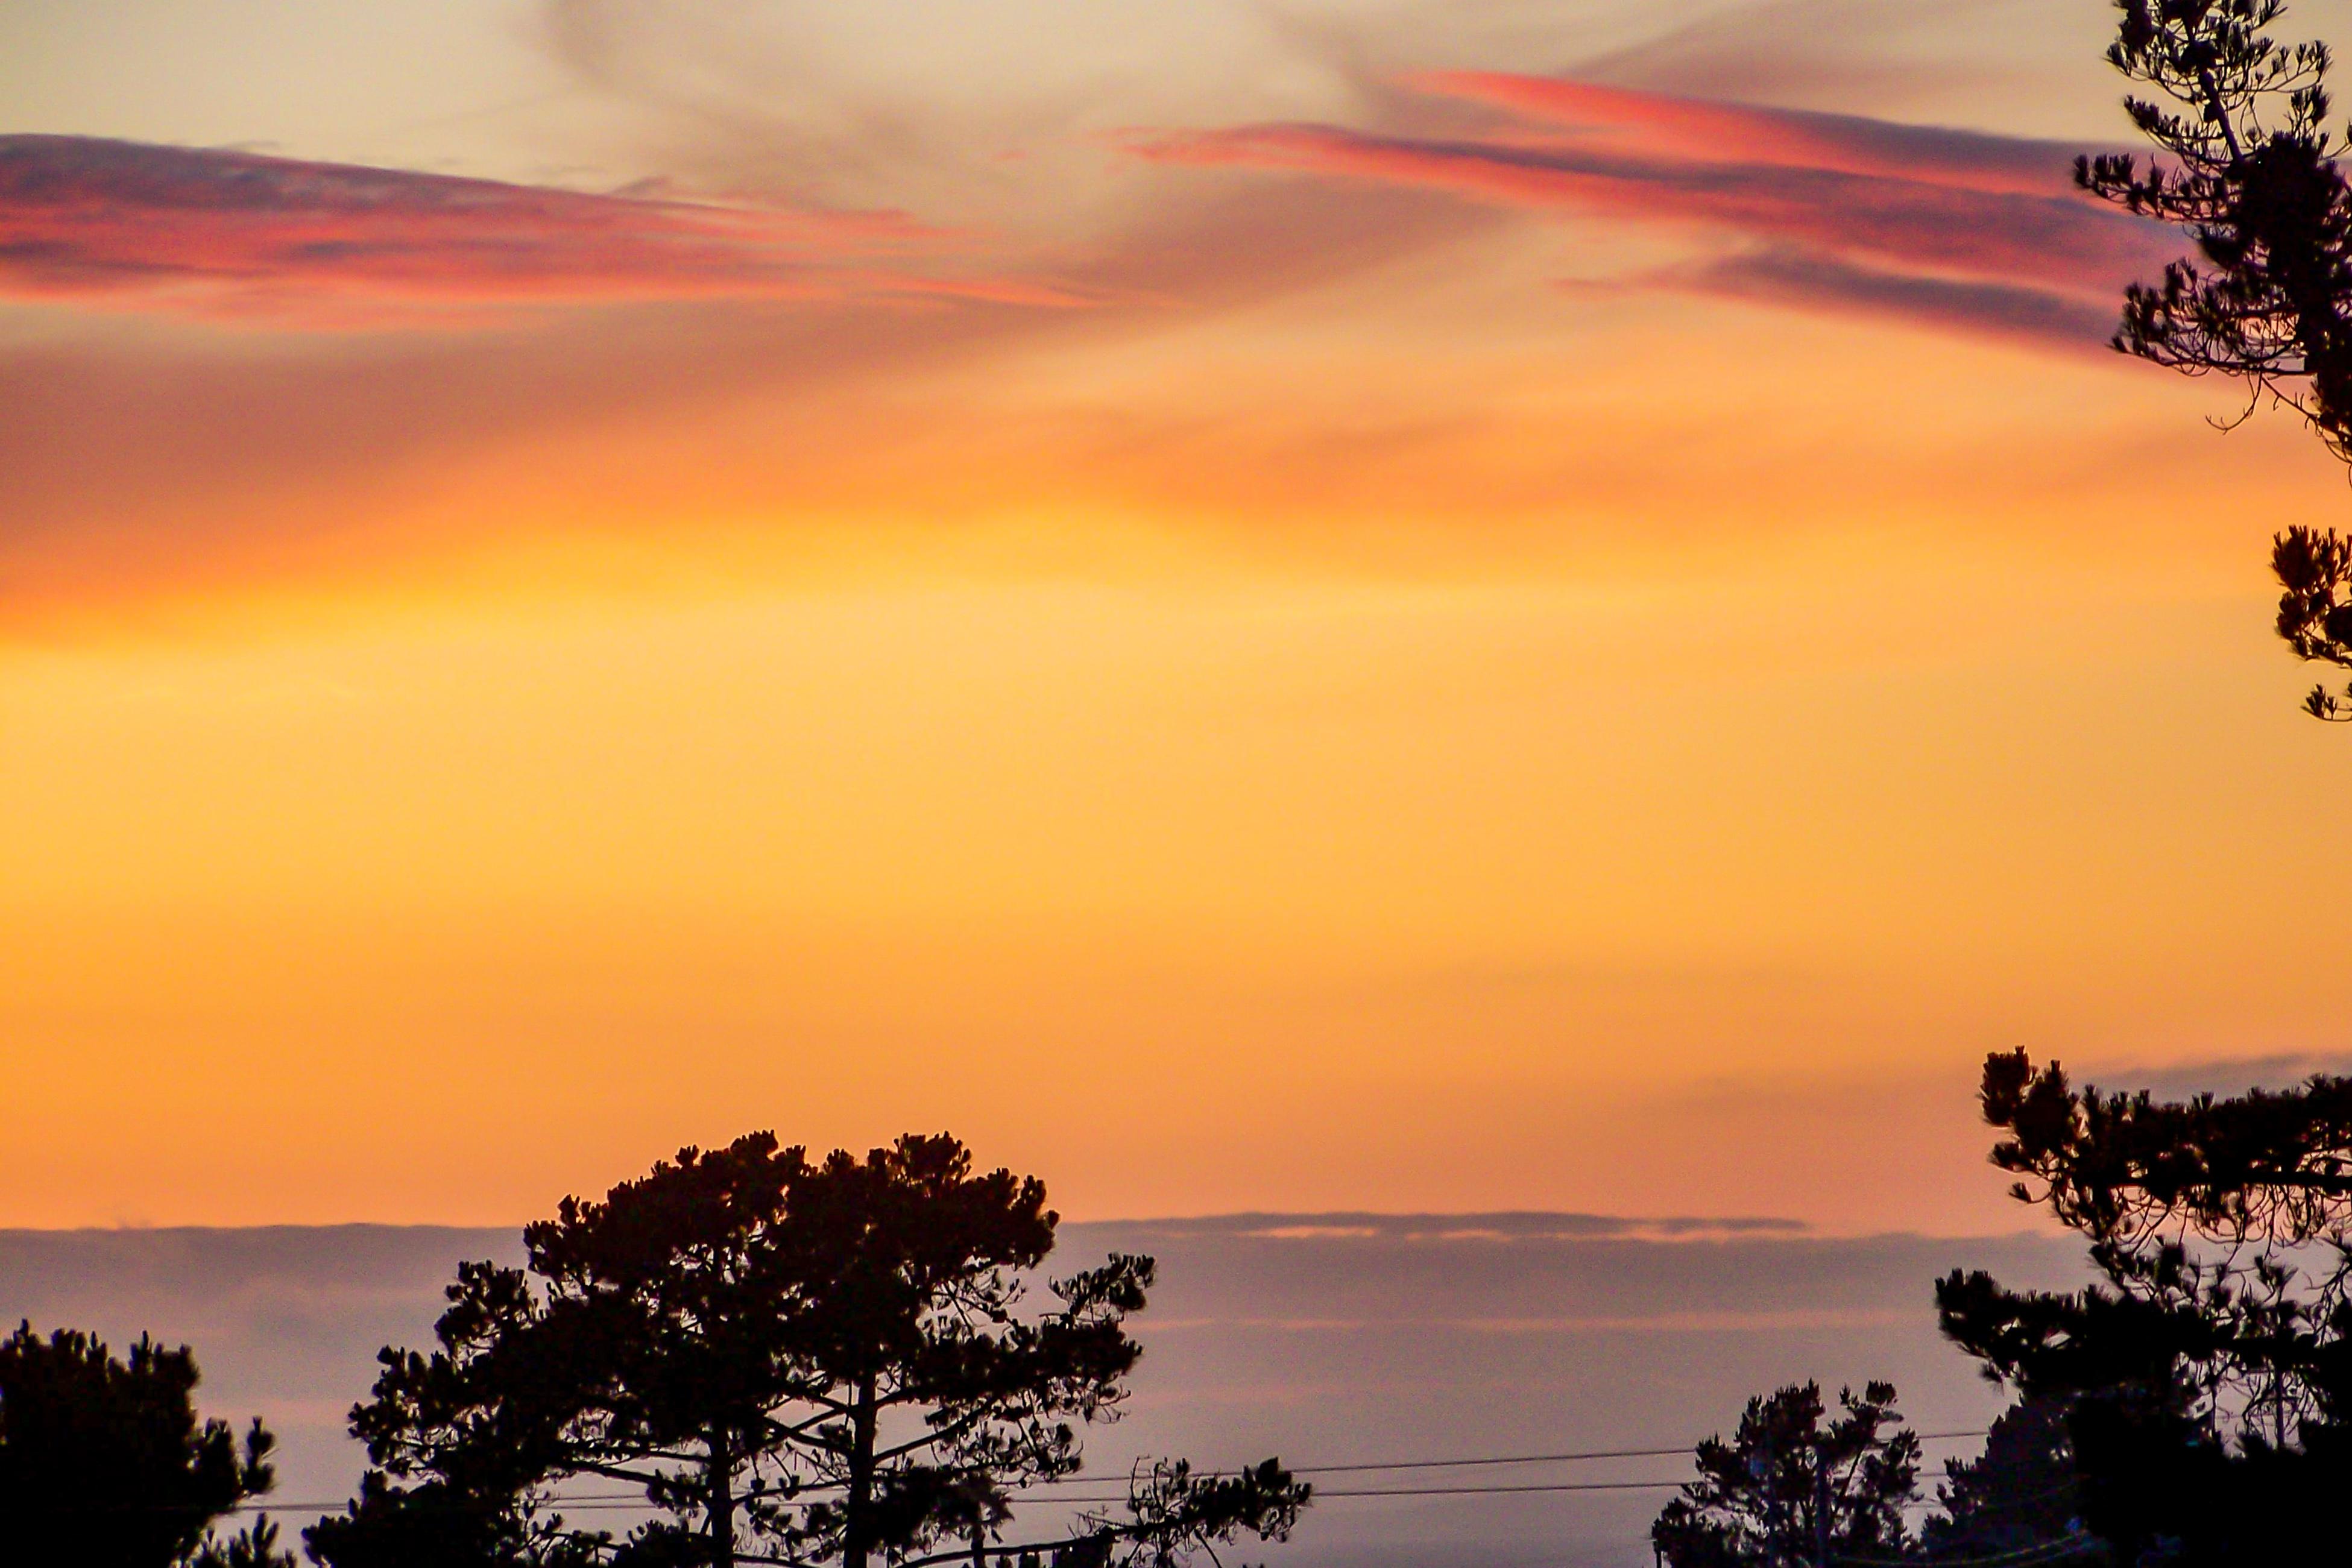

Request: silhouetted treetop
left=1924, top=1395, right=2098, bottom=1563
left=312, top=1131, right=1306, bottom=1568
left=1940, top=1050, right=2352, bottom=1564
left=1651, top=1381, right=1921, bottom=1568
left=1980, top=1046, right=2352, bottom=1246
left=0, top=1322, right=292, bottom=1568
left=2078, top=0, right=2352, bottom=714
left=2080, top=2, right=2347, bottom=436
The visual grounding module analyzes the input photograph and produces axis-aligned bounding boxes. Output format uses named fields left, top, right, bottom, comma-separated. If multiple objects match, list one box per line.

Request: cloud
left=1112, top=1211, right=1811, bottom=1243
left=1661, top=248, right=2122, bottom=350
left=1416, top=74, right=2096, bottom=197
left=1564, top=0, right=2057, bottom=106
left=1130, top=74, right=2174, bottom=348
left=1, top=1218, right=2084, bottom=1537
left=1137, top=122, right=2153, bottom=287
left=2075, top=1051, right=2352, bottom=1100
left=0, top=134, right=1079, bottom=324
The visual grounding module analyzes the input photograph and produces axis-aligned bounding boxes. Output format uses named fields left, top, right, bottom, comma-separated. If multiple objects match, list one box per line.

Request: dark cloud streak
left=0, top=134, right=1077, bottom=323
left=1129, top=74, right=2170, bottom=350
left=1665, top=248, right=2120, bottom=349
left=1416, top=73, right=2101, bottom=197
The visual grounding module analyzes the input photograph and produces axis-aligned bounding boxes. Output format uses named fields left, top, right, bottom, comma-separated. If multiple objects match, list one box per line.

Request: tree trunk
left=1811, top=1456, right=1829, bottom=1568
left=847, top=1374, right=878, bottom=1568
left=710, top=1421, right=737, bottom=1568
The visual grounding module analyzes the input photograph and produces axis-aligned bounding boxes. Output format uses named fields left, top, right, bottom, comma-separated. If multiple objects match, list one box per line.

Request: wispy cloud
left=0, top=135, right=1079, bottom=325
left=1416, top=74, right=2093, bottom=197
left=1661, top=248, right=2124, bottom=346
left=2077, top=1051, right=2352, bottom=1100
left=1130, top=74, right=2170, bottom=350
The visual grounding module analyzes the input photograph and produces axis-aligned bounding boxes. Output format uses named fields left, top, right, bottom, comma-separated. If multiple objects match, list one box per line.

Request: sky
left=9, top=0, right=2352, bottom=1232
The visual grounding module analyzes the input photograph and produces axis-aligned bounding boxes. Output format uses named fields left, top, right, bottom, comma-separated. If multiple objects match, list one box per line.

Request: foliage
left=301, top=1469, right=600, bottom=1568
left=1935, top=1050, right=2352, bottom=1564
left=187, top=1518, right=300, bottom=1568
left=2075, top=0, right=2352, bottom=715
left=1922, top=1396, right=2104, bottom=1563
left=309, top=1132, right=1308, bottom=1568
left=1094, top=1458, right=1310, bottom=1568
left=1650, top=1381, right=1920, bottom=1567
left=1970, top=1045, right=2352, bottom=1248
left=0, top=1321, right=292, bottom=1568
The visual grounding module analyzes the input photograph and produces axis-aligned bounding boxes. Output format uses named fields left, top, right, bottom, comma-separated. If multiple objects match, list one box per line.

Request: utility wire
left=1267, top=1431, right=1990, bottom=1478
left=1835, top=1530, right=2104, bottom=1568
left=222, top=1478, right=1698, bottom=1514
left=212, top=1429, right=1994, bottom=1516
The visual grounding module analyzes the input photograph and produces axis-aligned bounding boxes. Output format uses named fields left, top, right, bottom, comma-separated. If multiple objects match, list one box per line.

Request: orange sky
left=9, top=0, right=2352, bottom=1232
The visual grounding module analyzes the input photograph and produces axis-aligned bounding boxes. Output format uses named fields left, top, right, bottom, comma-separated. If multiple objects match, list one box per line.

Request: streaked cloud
left=1130, top=74, right=2171, bottom=348
left=1566, top=0, right=2064, bottom=106
left=1416, top=74, right=2093, bottom=197
left=0, top=134, right=1078, bottom=324
left=1658, top=248, right=2122, bottom=348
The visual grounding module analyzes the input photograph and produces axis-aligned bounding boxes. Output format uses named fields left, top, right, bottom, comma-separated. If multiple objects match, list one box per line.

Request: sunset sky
left=10, top=0, right=2352, bottom=1233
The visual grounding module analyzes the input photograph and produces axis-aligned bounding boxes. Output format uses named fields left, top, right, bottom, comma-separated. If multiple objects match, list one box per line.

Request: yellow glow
left=8, top=3, right=2350, bottom=1233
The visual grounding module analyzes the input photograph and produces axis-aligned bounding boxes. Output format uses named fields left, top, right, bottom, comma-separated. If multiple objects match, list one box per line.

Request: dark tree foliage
left=1971, top=1045, right=2352, bottom=1244
left=0, top=1322, right=293, bottom=1568
left=1091, top=1459, right=1310, bottom=1568
left=1935, top=1050, right=2352, bottom=1565
left=1650, top=1381, right=1921, bottom=1568
left=2075, top=0, right=2352, bottom=716
left=1922, top=1396, right=2104, bottom=1564
left=309, top=1132, right=1308, bottom=1568
left=302, top=1469, right=600, bottom=1568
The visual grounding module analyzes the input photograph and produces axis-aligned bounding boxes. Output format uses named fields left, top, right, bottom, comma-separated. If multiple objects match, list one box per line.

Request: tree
left=1921, top=1396, right=2102, bottom=1563
left=0, top=1322, right=292, bottom=1568
left=1093, top=1459, right=1310, bottom=1568
left=1650, top=1381, right=1922, bottom=1568
left=2075, top=0, right=2352, bottom=716
left=309, top=1132, right=1308, bottom=1568
left=1934, top=1050, right=2352, bottom=1564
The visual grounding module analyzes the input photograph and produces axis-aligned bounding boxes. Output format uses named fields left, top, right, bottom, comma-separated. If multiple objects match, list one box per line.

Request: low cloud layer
left=1132, top=74, right=2172, bottom=349
left=0, top=1218, right=2084, bottom=1567
left=0, top=136, right=1075, bottom=324
left=2074, top=1050, right=2352, bottom=1100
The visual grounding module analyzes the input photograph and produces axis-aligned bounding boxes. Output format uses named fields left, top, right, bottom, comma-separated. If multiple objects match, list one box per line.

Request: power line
left=1313, top=1479, right=1689, bottom=1498
left=212, top=1428, right=1995, bottom=1517
left=1835, top=1530, right=2104, bottom=1568
left=224, top=1478, right=1698, bottom=1515
left=1264, top=1431, right=1990, bottom=1478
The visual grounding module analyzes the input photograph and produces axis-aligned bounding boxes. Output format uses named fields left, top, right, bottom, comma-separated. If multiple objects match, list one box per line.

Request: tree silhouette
left=1921, top=1396, right=2101, bottom=1563
left=0, top=1322, right=292, bottom=1568
left=2076, top=0, right=2352, bottom=715
left=1649, top=1381, right=1921, bottom=1568
left=309, top=1133, right=1307, bottom=1568
left=1935, top=1050, right=2352, bottom=1564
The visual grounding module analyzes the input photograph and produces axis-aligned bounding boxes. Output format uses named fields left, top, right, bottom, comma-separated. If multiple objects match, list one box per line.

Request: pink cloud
left=0, top=135, right=1082, bottom=325
left=1414, top=73, right=2095, bottom=198
left=1130, top=76, right=2175, bottom=348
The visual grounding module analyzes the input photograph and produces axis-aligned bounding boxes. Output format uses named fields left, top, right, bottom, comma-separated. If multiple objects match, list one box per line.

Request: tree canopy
left=1937, top=5, right=2352, bottom=1550
left=308, top=1132, right=1307, bottom=1568
left=0, top=1321, right=292, bottom=1568
left=2076, top=0, right=2352, bottom=714
left=1650, top=1381, right=1921, bottom=1568
left=1935, top=1050, right=2352, bottom=1564
left=1922, top=1396, right=2098, bottom=1564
